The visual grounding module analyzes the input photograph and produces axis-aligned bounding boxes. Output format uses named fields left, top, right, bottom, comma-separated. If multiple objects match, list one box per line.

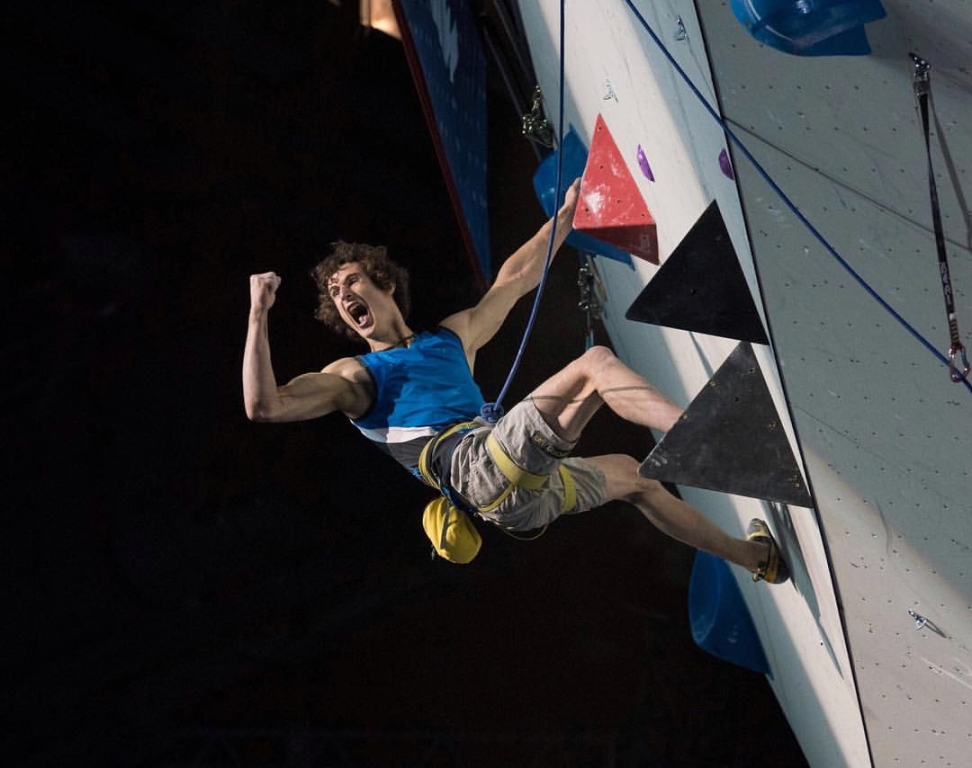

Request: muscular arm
left=243, top=273, right=367, bottom=422
left=442, top=178, right=580, bottom=363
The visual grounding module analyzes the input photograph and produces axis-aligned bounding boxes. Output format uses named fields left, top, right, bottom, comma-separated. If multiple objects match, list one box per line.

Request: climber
left=242, top=178, right=787, bottom=581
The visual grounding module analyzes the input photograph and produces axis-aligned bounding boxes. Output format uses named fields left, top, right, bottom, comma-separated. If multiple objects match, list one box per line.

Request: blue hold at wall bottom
left=689, top=550, right=770, bottom=675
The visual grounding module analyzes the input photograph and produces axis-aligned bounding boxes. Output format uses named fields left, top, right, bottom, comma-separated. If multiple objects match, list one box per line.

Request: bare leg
left=527, top=346, right=682, bottom=442
left=524, top=348, right=770, bottom=575
left=587, top=454, right=767, bottom=574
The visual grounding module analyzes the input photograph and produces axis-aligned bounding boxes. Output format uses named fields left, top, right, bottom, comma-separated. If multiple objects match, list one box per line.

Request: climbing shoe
left=747, top=518, right=790, bottom=585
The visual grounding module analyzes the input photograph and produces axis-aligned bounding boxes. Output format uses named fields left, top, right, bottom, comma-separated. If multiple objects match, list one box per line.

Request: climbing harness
left=911, top=53, right=970, bottom=383
left=485, top=432, right=577, bottom=514
left=620, top=0, right=972, bottom=393
left=417, top=421, right=577, bottom=562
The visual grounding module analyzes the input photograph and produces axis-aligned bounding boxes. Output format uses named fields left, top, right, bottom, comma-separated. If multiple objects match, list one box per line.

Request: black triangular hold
left=639, top=343, right=812, bottom=507
left=625, top=200, right=769, bottom=344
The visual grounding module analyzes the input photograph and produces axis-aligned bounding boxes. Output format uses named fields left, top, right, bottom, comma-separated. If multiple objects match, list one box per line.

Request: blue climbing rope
left=621, top=0, right=971, bottom=393
left=481, top=0, right=569, bottom=423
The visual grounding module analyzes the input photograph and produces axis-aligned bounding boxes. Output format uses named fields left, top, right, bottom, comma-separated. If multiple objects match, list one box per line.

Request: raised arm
left=441, top=179, right=580, bottom=362
left=243, top=272, right=368, bottom=422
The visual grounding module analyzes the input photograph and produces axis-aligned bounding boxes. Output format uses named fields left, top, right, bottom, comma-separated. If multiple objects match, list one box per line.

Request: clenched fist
left=249, top=272, right=282, bottom=312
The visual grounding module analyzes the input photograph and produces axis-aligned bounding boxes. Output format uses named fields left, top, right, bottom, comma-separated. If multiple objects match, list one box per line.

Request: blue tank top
left=351, top=328, right=485, bottom=474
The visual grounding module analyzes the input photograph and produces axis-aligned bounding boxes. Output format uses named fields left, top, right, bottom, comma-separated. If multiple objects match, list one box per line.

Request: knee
left=579, top=345, right=618, bottom=375
left=597, top=454, right=663, bottom=502
left=582, top=345, right=616, bottom=365
left=627, top=475, right=664, bottom=505
left=640, top=475, right=666, bottom=495
left=613, top=459, right=664, bottom=505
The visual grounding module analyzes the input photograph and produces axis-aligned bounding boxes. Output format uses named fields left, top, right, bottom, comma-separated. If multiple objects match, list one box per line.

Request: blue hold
left=532, top=126, right=634, bottom=267
left=730, top=0, right=887, bottom=56
left=688, top=551, right=770, bottom=675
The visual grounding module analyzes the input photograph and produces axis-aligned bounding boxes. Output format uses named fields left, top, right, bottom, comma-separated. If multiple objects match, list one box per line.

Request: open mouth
left=346, top=301, right=371, bottom=328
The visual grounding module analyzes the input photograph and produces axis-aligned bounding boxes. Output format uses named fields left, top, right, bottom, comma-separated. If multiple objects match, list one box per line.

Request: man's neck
left=367, top=326, right=416, bottom=352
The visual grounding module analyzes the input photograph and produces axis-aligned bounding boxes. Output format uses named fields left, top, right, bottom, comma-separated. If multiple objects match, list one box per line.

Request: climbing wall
left=695, top=1, right=972, bottom=765
left=516, top=1, right=972, bottom=765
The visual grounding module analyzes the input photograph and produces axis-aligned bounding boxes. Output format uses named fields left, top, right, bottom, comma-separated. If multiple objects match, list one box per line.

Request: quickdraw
left=521, top=85, right=554, bottom=148
left=578, top=259, right=603, bottom=351
left=911, top=53, right=970, bottom=383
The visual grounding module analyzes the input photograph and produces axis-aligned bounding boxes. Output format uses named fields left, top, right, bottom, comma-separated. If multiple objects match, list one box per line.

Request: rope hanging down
left=911, top=53, right=970, bottom=383
left=481, top=0, right=568, bottom=423
left=621, top=0, right=971, bottom=393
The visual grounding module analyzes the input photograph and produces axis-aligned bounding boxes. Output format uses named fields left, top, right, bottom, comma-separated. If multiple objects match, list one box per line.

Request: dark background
left=6, top=2, right=806, bottom=765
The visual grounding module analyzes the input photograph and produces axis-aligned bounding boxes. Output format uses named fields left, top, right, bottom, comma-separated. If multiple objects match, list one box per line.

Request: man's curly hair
left=310, top=241, right=411, bottom=341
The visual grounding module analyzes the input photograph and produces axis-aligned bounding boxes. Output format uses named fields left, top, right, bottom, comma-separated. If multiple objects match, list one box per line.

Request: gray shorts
left=450, top=400, right=608, bottom=532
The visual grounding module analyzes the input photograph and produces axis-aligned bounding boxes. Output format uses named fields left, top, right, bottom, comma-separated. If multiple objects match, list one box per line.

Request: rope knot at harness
left=480, top=402, right=505, bottom=424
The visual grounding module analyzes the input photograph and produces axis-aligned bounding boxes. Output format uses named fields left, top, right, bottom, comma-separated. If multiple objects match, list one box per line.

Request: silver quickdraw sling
left=911, top=53, right=970, bottom=382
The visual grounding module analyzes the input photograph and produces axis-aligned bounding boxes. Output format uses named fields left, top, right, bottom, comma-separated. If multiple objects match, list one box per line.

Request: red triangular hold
left=574, top=114, right=658, bottom=264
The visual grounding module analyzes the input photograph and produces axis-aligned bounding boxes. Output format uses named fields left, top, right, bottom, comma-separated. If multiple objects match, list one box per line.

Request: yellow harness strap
left=486, top=433, right=577, bottom=513
left=560, top=464, right=577, bottom=513
left=417, top=420, right=480, bottom=489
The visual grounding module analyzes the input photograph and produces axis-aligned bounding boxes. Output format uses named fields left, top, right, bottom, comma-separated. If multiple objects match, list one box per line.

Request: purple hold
left=636, top=144, right=654, bottom=181
left=719, top=148, right=735, bottom=180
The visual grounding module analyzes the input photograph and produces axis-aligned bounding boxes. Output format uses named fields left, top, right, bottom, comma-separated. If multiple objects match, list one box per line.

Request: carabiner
left=948, top=343, right=970, bottom=383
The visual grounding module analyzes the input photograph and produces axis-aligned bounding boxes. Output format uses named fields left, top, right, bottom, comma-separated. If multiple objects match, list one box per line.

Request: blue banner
left=399, top=0, right=491, bottom=282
